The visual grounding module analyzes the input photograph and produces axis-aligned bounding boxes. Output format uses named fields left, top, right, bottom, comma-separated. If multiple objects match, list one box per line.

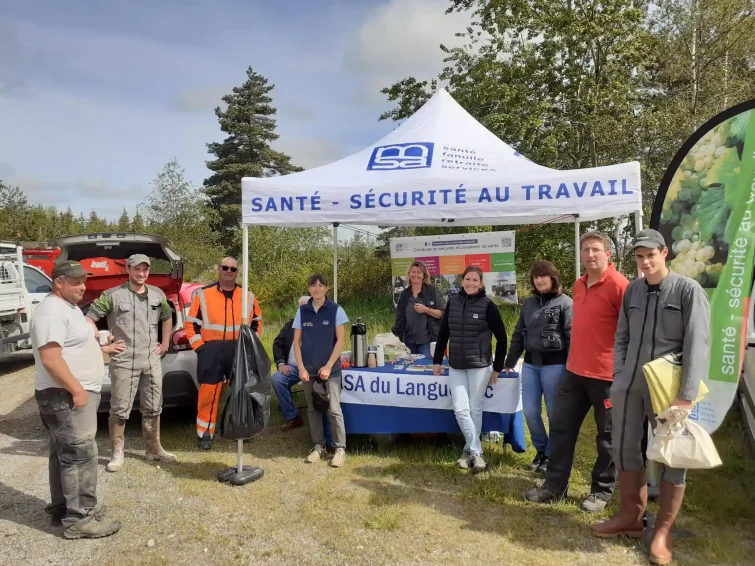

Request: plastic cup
left=98, top=330, right=111, bottom=346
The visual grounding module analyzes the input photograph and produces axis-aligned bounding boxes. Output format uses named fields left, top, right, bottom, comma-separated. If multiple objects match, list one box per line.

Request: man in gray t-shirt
left=30, top=261, right=123, bottom=540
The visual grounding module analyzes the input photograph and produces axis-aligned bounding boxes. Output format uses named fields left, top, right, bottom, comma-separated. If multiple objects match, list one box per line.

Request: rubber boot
left=649, top=481, right=685, bottom=565
left=592, top=471, right=647, bottom=538
left=105, top=418, right=126, bottom=473
left=142, top=416, right=177, bottom=463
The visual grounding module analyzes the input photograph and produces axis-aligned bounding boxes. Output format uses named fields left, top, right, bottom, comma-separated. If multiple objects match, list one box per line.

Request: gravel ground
left=2, top=351, right=752, bottom=566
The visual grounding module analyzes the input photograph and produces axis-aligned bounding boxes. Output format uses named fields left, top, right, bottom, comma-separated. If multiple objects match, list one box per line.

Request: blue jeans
left=406, top=341, right=432, bottom=358
left=521, top=362, right=566, bottom=456
left=448, top=366, right=492, bottom=456
left=272, top=365, right=333, bottom=446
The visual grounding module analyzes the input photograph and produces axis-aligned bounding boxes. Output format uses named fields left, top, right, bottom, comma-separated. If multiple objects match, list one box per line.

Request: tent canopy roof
left=242, top=89, right=641, bottom=227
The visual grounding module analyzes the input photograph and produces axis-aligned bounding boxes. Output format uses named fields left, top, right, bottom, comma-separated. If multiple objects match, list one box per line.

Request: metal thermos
left=351, top=319, right=368, bottom=367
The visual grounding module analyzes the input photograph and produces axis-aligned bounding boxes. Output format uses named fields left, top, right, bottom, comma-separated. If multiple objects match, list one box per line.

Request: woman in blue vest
left=391, top=261, right=445, bottom=358
left=433, top=266, right=508, bottom=473
left=293, top=273, right=349, bottom=468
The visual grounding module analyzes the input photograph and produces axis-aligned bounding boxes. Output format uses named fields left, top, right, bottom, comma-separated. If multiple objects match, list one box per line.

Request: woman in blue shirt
left=293, top=273, right=349, bottom=468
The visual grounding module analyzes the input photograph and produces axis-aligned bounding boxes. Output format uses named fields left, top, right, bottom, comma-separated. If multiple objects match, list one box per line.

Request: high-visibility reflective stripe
left=196, top=417, right=210, bottom=428
left=196, top=288, right=210, bottom=327
left=189, top=334, right=203, bottom=344
left=186, top=316, right=202, bottom=325
left=203, top=323, right=242, bottom=332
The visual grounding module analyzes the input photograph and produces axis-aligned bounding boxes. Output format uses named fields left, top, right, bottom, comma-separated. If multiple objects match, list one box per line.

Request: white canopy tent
left=239, top=88, right=643, bottom=303
left=233, top=88, right=643, bottom=480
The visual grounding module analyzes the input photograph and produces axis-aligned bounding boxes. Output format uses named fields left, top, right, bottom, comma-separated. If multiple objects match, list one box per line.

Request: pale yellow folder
left=642, top=352, right=709, bottom=415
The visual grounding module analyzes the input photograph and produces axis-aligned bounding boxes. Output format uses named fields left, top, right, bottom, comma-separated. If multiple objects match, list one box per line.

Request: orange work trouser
left=197, top=383, right=224, bottom=439
left=195, top=340, right=235, bottom=439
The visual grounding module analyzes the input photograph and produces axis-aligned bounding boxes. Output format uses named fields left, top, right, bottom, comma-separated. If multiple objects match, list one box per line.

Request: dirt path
left=1, top=352, right=751, bottom=565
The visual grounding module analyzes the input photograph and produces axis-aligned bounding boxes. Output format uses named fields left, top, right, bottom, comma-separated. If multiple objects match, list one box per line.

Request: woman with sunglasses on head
left=433, top=266, right=508, bottom=473
left=503, top=261, right=572, bottom=474
left=392, top=261, right=445, bottom=358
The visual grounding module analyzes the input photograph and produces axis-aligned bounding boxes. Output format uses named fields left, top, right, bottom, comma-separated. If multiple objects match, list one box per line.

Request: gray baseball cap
left=126, top=254, right=151, bottom=267
left=632, top=229, right=666, bottom=249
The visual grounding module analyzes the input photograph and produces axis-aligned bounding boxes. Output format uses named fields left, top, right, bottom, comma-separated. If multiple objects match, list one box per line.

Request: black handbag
left=312, top=378, right=330, bottom=413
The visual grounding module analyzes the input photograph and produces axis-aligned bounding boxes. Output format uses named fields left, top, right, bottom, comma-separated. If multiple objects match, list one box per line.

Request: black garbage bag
left=312, top=378, right=330, bottom=413
left=219, top=325, right=272, bottom=440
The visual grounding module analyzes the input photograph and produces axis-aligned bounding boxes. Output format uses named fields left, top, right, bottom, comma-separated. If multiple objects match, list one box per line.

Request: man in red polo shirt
left=524, top=231, right=629, bottom=513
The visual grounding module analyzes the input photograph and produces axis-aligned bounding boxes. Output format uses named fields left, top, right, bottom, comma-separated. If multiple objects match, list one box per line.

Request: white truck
left=0, top=244, right=53, bottom=355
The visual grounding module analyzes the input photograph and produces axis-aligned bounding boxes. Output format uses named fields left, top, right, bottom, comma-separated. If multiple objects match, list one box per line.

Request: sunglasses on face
left=220, top=265, right=238, bottom=273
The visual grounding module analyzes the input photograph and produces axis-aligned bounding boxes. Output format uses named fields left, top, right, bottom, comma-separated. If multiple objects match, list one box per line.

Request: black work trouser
left=543, top=371, right=616, bottom=500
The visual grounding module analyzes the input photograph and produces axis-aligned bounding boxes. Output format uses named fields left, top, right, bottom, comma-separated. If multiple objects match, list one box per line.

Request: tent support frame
left=216, top=223, right=264, bottom=487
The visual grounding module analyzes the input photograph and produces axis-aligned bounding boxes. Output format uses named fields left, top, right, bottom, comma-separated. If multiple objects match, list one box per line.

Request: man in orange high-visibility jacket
left=184, top=257, right=262, bottom=450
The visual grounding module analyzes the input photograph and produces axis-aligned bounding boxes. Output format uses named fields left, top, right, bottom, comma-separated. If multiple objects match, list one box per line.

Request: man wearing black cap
left=30, top=261, right=124, bottom=538
left=86, top=253, right=176, bottom=472
left=592, top=229, right=710, bottom=565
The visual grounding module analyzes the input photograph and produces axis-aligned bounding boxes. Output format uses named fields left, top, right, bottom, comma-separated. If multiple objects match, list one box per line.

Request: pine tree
left=117, top=208, right=130, bottom=231
left=131, top=211, right=145, bottom=233
left=203, top=66, right=302, bottom=252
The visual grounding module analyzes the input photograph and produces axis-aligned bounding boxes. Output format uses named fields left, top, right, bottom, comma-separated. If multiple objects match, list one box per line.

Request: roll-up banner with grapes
left=652, top=101, right=755, bottom=433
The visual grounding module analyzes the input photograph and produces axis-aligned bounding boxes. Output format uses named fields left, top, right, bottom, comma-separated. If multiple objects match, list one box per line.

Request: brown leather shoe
left=649, top=481, right=685, bottom=565
left=280, top=416, right=304, bottom=432
left=592, top=471, right=647, bottom=538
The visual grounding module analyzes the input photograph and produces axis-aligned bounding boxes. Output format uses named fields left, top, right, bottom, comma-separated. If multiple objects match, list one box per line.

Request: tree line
left=2, top=0, right=754, bottom=305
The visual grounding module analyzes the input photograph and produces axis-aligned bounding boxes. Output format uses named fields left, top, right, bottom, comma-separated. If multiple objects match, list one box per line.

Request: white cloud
left=172, top=85, right=232, bottom=113
left=273, top=136, right=343, bottom=170
left=344, top=0, right=472, bottom=101
left=2, top=166, right=147, bottom=219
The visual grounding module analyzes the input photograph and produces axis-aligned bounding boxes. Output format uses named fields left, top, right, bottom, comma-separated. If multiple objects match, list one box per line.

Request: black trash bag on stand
left=312, top=378, right=330, bottom=413
left=220, top=325, right=272, bottom=440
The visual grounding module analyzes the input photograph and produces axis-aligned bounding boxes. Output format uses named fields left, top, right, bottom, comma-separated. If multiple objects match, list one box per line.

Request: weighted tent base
left=217, top=465, right=264, bottom=486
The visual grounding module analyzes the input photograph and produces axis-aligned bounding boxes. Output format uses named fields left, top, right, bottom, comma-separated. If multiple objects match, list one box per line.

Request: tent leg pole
left=240, top=223, right=250, bottom=473
left=635, top=208, right=644, bottom=278
left=215, top=222, right=264, bottom=487
left=574, top=217, right=580, bottom=281
left=333, top=223, right=339, bottom=303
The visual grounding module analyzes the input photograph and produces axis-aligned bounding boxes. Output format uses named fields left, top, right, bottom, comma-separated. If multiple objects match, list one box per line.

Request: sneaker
left=330, top=447, right=346, bottom=468
left=305, top=445, right=325, bottom=464
left=529, top=451, right=545, bottom=471
left=524, top=485, right=563, bottom=504
left=456, top=452, right=472, bottom=469
left=63, top=516, right=121, bottom=539
left=470, top=454, right=487, bottom=474
left=536, top=456, right=549, bottom=474
left=50, top=503, right=107, bottom=528
left=581, top=494, right=609, bottom=514
left=280, top=416, right=304, bottom=432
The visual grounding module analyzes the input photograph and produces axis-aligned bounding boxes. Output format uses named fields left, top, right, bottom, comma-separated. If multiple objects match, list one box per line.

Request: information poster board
left=390, top=231, right=516, bottom=306
left=652, top=102, right=755, bottom=433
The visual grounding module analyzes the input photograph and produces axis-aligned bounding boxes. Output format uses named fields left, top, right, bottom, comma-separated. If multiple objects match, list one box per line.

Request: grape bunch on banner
left=652, top=102, right=755, bottom=434
left=389, top=232, right=516, bottom=307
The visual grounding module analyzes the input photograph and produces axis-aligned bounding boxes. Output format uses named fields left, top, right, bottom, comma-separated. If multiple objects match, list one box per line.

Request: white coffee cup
left=98, top=330, right=111, bottom=346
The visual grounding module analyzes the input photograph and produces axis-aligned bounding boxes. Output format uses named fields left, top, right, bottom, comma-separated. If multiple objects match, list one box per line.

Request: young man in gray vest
left=592, top=229, right=710, bottom=566
left=86, top=254, right=177, bottom=472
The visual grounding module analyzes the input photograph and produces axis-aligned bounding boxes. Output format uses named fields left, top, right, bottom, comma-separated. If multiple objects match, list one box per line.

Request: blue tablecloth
left=340, top=359, right=527, bottom=453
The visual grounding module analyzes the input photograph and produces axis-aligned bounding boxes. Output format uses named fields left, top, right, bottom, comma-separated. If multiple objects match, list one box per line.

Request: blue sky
left=0, top=0, right=470, bottom=230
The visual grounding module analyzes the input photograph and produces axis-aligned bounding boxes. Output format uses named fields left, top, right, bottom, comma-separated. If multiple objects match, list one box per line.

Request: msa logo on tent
left=367, top=142, right=434, bottom=171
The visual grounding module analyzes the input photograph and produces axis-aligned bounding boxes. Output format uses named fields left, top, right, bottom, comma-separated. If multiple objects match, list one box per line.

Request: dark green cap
left=51, top=261, right=92, bottom=279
